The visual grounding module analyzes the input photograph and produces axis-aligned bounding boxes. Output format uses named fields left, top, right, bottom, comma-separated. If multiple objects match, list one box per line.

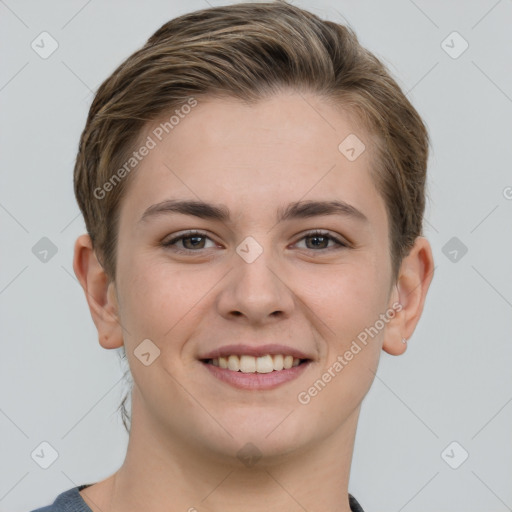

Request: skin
left=73, top=91, right=434, bottom=512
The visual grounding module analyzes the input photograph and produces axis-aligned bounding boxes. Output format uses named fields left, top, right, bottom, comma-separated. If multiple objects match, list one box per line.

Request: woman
left=32, top=2, right=434, bottom=511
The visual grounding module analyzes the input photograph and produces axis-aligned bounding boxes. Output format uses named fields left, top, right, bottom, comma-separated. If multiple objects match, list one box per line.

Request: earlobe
left=72, top=234, right=124, bottom=350
left=382, top=236, right=435, bottom=356
left=382, top=301, right=408, bottom=356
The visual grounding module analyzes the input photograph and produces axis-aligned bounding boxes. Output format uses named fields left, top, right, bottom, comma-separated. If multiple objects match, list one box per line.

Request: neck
left=81, top=387, right=360, bottom=512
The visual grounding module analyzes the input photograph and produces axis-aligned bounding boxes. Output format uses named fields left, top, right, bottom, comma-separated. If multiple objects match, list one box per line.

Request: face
left=112, top=91, right=397, bottom=460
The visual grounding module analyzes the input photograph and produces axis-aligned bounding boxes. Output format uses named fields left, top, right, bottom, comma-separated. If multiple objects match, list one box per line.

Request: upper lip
left=199, top=344, right=314, bottom=361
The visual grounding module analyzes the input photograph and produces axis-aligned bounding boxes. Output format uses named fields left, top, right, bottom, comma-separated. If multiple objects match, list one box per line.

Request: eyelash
left=161, top=229, right=349, bottom=254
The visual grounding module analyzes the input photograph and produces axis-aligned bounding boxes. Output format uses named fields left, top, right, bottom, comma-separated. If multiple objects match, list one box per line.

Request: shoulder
left=29, top=485, right=94, bottom=512
left=348, top=493, right=366, bottom=512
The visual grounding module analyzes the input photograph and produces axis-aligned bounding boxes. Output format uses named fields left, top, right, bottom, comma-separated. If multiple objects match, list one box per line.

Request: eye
left=294, top=230, right=348, bottom=251
left=161, top=230, right=217, bottom=252
left=161, top=229, right=349, bottom=254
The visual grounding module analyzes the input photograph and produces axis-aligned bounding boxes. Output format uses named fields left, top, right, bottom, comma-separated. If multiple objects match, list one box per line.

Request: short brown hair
left=73, top=0, right=430, bottom=431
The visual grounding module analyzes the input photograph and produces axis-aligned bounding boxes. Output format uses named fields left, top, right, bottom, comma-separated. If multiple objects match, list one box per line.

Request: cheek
left=307, top=261, right=386, bottom=336
left=300, top=267, right=386, bottom=416
left=117, top=255, right=215, bottom=342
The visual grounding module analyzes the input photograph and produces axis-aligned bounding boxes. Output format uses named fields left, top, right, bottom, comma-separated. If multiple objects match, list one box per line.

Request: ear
left=72, top=233, right=124, bottom=349
left=382, top=236, right=435, bottom=356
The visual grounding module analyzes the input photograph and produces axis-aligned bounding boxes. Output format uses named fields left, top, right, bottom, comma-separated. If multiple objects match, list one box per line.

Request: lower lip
left=201, top=360, right=311, bottom=390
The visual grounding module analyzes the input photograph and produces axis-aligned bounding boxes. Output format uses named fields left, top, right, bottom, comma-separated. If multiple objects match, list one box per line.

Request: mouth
left=200, top=354, right=313, bottom=390
left=201, top=354, right=309, bottom=373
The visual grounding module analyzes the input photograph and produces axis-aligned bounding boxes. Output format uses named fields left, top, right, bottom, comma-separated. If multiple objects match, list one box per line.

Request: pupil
left=186, top=236, right=203, bottom=249
left=309, top=235, right=327, bottom=248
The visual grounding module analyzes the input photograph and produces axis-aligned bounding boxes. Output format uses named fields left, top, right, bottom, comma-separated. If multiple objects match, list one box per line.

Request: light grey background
left=1, top=1, right=511, bottom=511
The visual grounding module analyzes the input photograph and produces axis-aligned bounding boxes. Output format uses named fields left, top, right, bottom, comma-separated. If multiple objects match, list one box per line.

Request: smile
left=205, top=354, right=304, bottom=373
left=201, top=355, right=312, bottom=390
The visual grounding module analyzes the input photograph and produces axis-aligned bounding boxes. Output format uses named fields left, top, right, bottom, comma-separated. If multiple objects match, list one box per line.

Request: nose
left=216, top=244, right=295, bottom=325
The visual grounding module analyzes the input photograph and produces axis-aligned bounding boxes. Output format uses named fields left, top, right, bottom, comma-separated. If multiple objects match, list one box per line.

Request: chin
left=208, top=411, right=315, bottom=461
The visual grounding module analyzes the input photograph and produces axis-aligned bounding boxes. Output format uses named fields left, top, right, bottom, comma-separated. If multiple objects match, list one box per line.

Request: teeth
left=212, top=354, right=303, bottom=373
left=283, top=355, right=293, bottom=369
left=256, top=354, right=274, bottom=373
left=272, top=354, right=284, bottom=371
left=239, top=355, right=256, bottom=373
left=227, top=355, right=239, bottom=371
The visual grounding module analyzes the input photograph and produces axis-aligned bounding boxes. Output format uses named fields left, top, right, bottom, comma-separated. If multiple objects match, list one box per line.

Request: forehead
left=119, top=92, right=388, bottom=232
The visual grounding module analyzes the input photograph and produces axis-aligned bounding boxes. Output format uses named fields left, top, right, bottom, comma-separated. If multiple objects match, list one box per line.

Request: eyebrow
left=139, top=198, right=369, bottom=224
